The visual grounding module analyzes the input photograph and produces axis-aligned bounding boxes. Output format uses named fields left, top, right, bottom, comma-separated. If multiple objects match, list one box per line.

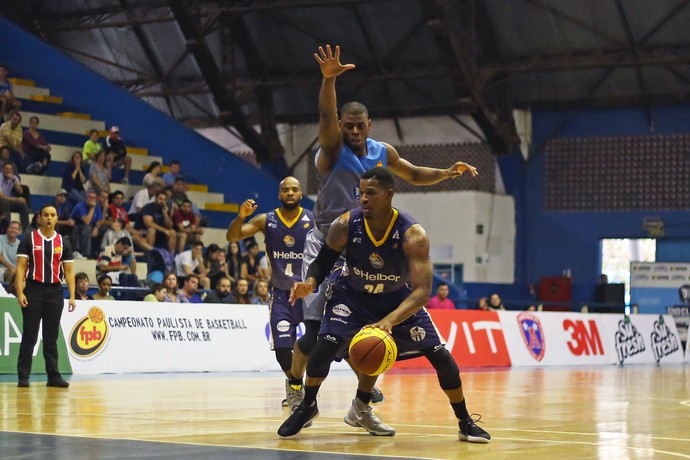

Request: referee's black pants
left=17, top=281, right=65, bottom=382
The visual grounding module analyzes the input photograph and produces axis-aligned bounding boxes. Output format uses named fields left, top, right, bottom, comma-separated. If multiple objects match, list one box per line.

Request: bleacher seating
left=7, top=76, right=243, bottom=286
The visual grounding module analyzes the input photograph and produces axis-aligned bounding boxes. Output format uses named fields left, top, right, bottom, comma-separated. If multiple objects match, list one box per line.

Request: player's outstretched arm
left=226, top=198, right=266, bottom=242
left=377, top=224, right=433, bottom=331
left=314, top=44, right=356, bottom=176
left=386, top=143, right=478, bottom=186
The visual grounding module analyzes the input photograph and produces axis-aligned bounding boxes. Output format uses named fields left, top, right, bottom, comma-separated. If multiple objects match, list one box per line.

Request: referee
left=15, top=204, right=76, bottom=388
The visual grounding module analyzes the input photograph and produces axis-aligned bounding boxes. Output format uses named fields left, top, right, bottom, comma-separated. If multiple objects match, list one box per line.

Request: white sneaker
left=72, top=251, right=86, bottom=260
left=344, top=398, right=395, bottom=436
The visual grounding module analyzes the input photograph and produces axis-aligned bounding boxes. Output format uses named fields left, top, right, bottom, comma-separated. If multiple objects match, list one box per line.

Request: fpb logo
left=517, top=312, right=545, bottom=362
left=69, top=307, right=109, bottom=357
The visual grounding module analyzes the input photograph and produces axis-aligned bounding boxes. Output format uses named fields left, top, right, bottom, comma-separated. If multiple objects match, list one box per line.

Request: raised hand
left=238, top=199, right=258, bottom=219
left=314, top=45, right=356, bottom=79
left=445, top=161, right=478, bottom=178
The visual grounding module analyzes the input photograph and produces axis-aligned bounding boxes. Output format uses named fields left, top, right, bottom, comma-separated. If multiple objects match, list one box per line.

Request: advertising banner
left=630, top=262, right=690, bottom=343
left=393, top=310, right=512, bottom=369
left=0, top=298, right=71, bottom=374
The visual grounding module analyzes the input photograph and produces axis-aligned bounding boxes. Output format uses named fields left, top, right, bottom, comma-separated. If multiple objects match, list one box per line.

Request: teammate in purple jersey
left=279, top=167, right=490, bottom=443
left=291, top=44, right=480, bottom=407
left=226, top=176, right=314, bottom=410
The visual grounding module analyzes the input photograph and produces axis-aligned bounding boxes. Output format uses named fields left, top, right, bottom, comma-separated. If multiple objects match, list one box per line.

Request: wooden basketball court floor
left=1, top=365, right=688, bottom=460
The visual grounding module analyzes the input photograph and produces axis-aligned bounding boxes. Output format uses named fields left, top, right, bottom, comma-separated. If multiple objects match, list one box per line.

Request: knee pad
left=296, top=320, right=320, bottom=356
left=424, top=346, right=462, bottom=390
left=306, top=334, right=344, bottom=379
left=274, top=348, right=292, bottom=371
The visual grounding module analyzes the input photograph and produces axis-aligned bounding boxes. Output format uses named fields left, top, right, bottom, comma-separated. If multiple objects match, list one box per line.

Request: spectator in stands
left=489, top=293, right=506, bottom=311
left=70, top=190, right=105, bottom=260
left=233, top=277, right=251, bottom=304
left=0, top=112, right=32, bottom=173
left=61, top=151, right=87, bottom=205
left=241, top=240, right=261, bottom=287
left=203, top=243, right=229, bottom=290
left=89, top=151, right=110, bottom=194
left=257, top=253, right=270, bottom=281
left=103, top=126, right=131, bottom=184
left=143, top=283, right=167, bottom=302
left=251, top=279, right=270, bottom=305
left=75, top=272, right=92, bottom=300
left=226, top=241, right=243, bottom=283
left=162, top=159, right=181, bottom=185
left=101, top=218, right=133, bottom=250
left=134, top=190, right=177, bottom=254
left=97, top=237, right=137, bottom=286
left=52, top=189, right=75, bottom=237
left=93, top=274, right=115, bottom=301
left=0, top=220, right=20, bottom=282
left=180, top=274, right=203, bottom=303
left=0, top=146, right=11, bottom=168
left=0, top=161, right=29, bottom=230
left=174, top=241, right=210, bottom=289
left=0, top=64, right=21, bottom=120
left=143, top=161, right=161, bottom=187
left=22, top=116, right=51, bottom=175
left=106, top=190, right=130, bottom=227
left=204, top=276, right=235, bottom=304
left=82, top=129, right=103, bottom=163
left=129, top=179, right=163, bottom=215
left=162, top=272, right=186, bottom=303
left=477, top=297, right=490, bottom=311
left=427, top=282, right=456, bottom=310
left=172, top=199, right=203, bottom=253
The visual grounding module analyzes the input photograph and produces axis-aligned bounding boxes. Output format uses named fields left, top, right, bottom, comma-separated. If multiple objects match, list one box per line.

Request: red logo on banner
left=563, top=319, right=604, bottom=356
left=517, top=312, right=545, bottom=362
left=393, top=310, right=511, bottom=369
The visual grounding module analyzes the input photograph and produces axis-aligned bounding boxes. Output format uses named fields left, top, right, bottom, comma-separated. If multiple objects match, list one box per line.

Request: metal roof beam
left=167, top=0, right=269, bottom=160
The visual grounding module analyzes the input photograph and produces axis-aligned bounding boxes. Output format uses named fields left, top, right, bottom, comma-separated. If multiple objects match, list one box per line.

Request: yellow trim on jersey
left=276, top=207, right=303, bottom=228
left=364, top=208, right=399, bottom=247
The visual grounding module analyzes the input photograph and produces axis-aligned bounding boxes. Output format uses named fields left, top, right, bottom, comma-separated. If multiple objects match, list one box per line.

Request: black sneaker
left=17, top=380, right=29, bottom=388
left=46, top=378, right=69, bottom=388
left=277, top=401, right=319, bottom=438
left=458, top=414, right=490, bottom=443
left=370, top=386, right=385, bottom=405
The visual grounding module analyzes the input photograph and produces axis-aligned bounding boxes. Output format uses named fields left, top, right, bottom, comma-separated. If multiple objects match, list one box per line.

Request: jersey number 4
left=284, top=263, right=293, bottom=277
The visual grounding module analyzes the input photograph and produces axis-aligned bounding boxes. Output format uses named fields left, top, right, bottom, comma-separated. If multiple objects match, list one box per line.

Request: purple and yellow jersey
left=341, top=207, right=417, bottom=295
left=265, top=207, right=314, bottom=291
left=313, top=138, right=387, bottom=233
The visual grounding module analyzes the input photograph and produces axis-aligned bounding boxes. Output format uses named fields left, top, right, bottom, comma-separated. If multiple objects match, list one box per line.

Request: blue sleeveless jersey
left=341, top=208, right=416, bottom=294
left=265, top=207, right=314, bottom=291
left=313, top=138, right=388, bottom=232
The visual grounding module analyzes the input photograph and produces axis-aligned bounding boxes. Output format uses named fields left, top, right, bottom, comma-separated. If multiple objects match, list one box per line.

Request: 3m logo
left=563, top=319, right=604, bottom=356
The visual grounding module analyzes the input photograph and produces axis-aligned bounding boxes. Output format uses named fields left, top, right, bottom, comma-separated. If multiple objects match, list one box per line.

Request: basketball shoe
left=285, top=379, right=304, bottom=411
left=277, top=401, right=319, bottom=438
left=370, top=386, right=385, bottom=405
left=458, top=414, right=491, bottom=443
left=344, top=398, right=396, bottom=436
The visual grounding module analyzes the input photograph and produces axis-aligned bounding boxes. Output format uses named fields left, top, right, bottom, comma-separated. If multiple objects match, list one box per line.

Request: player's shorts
left=319, top=282, right=444, bottom=360
left=301, top=227, right=346, bottom=321
left=268, top=288, right=304, bottom=350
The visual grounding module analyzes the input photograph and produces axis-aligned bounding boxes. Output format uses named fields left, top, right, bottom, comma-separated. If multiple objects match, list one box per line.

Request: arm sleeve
left=17, top=236, right=30, bottom=258
left=305, top=244, right=342, bottom=288
left=62, top=238, right=74, bottom=261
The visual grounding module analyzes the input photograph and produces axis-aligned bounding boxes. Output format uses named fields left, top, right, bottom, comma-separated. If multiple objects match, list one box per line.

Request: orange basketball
left=88, top=307, right=104, bottom=324
left=348, top=327, right=397, bottom=376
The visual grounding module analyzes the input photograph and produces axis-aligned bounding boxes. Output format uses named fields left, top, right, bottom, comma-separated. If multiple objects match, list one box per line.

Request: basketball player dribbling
left=278, top=167, right=490, bottom=443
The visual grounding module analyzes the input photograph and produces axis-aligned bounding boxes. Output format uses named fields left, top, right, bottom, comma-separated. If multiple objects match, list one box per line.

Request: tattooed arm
left=374, top=224, right=433, bottom=332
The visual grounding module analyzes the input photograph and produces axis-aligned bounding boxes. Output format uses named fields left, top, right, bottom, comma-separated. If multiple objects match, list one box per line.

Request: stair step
left=57, top=112, right=91, bottom=120
left=9, top=77, right=35, bottom=87
left=204, top=203, right=239, bottom=213
left=29, top=94, right=63, bottom=104
left=127, top=146, right=148, bottom=156
left=187, top=184, right=208, bottom=192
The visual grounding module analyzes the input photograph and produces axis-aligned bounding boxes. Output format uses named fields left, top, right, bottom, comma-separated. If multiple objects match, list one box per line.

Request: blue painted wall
left=0, top=18, right=306, bottom=215
left=500, top=105, right=690, bottom=304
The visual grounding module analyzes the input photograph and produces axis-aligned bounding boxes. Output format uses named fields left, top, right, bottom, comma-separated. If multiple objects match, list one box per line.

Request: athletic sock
left=356, top=389, right=372, bottom=405
left=288, top=376, right=303, bottom=389
left=451, top=400, right=469, bottom=420
left=303, top=385, right=320, bottom=405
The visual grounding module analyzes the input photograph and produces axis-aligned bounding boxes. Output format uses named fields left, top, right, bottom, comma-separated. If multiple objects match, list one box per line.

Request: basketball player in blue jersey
left=226, top=176, right=314, bottom=411
left=278, top=167, right=490, bottom=443
left=290, top=44, right=480, bottom=406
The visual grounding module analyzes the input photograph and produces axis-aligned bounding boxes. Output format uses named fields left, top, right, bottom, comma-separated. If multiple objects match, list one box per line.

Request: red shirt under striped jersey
left=17, top=230, right=74, bottom=284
